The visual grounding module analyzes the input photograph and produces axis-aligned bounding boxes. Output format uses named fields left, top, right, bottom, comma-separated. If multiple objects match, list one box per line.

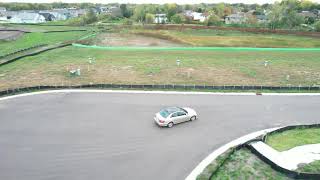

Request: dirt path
left=96, top=33, right=185, bottom=47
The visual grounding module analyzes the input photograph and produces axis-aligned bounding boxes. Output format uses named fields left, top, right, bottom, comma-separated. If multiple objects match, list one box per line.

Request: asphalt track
left=0, top=91, right=319, bottom=180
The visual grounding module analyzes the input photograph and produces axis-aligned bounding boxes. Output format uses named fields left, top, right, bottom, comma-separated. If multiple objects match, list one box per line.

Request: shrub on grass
left=315, top=21, right=320, bottom=32
left=204, top=14, right=221, bottom=26
left=122, top=18, right=133, bottom=25
left=145, top=13, right=155, bottom=24
left=171, top=14, right=184, bottom=24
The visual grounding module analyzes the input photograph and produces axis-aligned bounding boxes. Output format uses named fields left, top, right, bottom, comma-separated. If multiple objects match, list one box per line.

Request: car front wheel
left=167, top=122, right=174, bottom=128
left=190, top=116, right=196, bottom=121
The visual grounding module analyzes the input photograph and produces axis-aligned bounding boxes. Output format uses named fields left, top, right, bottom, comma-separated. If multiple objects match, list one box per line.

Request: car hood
left=182, top=107, right=197, bottom=116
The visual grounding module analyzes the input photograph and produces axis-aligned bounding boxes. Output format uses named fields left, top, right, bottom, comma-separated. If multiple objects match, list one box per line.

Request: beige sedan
left=154, top=107, right=197, bottom=128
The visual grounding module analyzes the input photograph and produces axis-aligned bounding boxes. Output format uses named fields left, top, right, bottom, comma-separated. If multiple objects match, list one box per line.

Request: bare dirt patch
left=95, top=33, right=185, bottom=47
left=0, top=31, right=24, bottom=41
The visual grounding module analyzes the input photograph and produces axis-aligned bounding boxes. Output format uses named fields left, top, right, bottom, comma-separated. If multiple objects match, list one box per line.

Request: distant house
left=0, top=16, right=9, bottom=23
left=2, top=11, right=16, bottom=20
left=102, top=6, right=122, bottom=17
left=68, top=8, right=86, bottom=18
left=10, top=12, right=46, bottom=23
left=192, top=12, right=207, bottom=22
left=0, top=7, right=6, bottom=16
left=256, top=15, right=268, bottom=23
left=39, top=12, right=55, bottom=21
left=52, top=9, right=72, bottom=19
left=183, top=11, right=207, bottom=22
left=154, top=14, right=167, bottom=24
left=299, top=11, right=317, bottom=19
left=98, top=6, right=109, bottom=14
left=225, top=13, right=247, bottom=24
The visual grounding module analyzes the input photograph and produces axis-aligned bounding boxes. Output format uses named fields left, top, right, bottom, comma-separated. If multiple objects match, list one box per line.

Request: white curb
left=185, top=127, right=282, bottom=180
left=1, top=89, right=320, bottom=102
left=0, top=89, right=255, bottom=102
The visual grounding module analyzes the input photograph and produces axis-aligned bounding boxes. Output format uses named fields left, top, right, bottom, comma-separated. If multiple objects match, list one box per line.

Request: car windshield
left=159, top=109, right=170, bottom=118
left=160, top=107, right=184, bottom=118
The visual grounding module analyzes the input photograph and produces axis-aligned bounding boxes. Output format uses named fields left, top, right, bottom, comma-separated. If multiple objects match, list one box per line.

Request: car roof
left=164, top=107, right=185, bottom=114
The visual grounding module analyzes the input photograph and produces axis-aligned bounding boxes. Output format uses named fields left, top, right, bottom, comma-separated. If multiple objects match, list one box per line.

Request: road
left=0, top=91, right=319, bottom=180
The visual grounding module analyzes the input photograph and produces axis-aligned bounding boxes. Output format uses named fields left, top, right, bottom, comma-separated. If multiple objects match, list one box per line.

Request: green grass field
left=0, top=47, right=320, bottom=89
left=132, top=28, right=320, bottom=48
left=266, top=127, right=320, bottom=151
left=210, top=148, right=292, bottom=179
left=1, top=23, right=88, bottom=32
left=0, top=31, right=89, bottom=56
left=0, top=46, right=319, bottom=91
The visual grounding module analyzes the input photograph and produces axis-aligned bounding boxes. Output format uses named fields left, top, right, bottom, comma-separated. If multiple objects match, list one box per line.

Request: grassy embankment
left=0, top=31, right=89, bottom=56
left=266, top=127, right=320, bottom=151
left=199, top=127, right=320, bottom=179
left=131, top=28, right=320, bottom=48
left=209, top=148, right=293, bottom=180
left=266, top=127, right=320, bottom=174
left=0, top=24, right=92, bottom=56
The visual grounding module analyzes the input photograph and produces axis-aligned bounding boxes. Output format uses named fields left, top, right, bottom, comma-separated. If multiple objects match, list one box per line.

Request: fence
left=1, top=84, right=320, bottom=97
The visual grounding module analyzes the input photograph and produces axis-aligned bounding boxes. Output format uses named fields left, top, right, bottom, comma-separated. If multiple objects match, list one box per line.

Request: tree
left=268, top=0, right=304, bottom=29
left=315, top=21, right=320, bottom=32
left=213, top=3, right=225, bottom=18
left=300, top=0, right=314, bottom=10
left=164, top=3, right=178, bottom=22
left=246, top=14, right=258, bottom=25
left=223, top=6, right=232, bottom=17
left=120, top=4, right=132, bottom=18
left=145, top=13, right=154, bottom=24
left=204, top=14, right=221, bottom=26
left=133, top=5, right=147, bottom=22
left=171, top=14, right=183, bottom=24
left=84, top=9, right=98, bottom=24
left=268, top=2, right=283, bottom=29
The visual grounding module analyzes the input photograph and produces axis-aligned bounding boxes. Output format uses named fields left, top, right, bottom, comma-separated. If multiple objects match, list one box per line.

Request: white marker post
left=176, top=59, right=181, bottom=66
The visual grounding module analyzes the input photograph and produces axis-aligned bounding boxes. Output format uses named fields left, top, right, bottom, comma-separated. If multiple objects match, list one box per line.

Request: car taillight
left=159, top=120, right=165, bottom=123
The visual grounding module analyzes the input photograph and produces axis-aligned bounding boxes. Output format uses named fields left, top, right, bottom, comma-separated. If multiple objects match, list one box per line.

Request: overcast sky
left=1, top=0, right=320, bottom=5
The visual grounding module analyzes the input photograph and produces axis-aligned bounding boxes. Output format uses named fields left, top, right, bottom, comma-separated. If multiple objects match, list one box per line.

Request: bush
left=204, top=14, right=221, bottom=26
left=67, top=9, right=98, bottom=26
left=315, top=21, right=320, bottom=32
left=122, top=19, right=133, bottom=25
left=98, top=14, right=120, bottom=23
left=171, top=14, right=184, bottom=24
left=145, top=13, right=154, bottom=24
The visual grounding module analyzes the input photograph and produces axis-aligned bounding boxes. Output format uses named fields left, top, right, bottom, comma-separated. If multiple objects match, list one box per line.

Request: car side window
left=171, top=112, right=178, bottom=118
left=177, top=112, right=186, bottom=116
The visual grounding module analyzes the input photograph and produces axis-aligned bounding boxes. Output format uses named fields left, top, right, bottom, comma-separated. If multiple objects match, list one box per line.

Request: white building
left=184, top=11, right=207, bottom=22
left=225, top=13, right=247, bottom=24
left=10, top=12, right=46, bottom=24
left=154, top=14, right=167, bottom=24
left=0, top=7, right=6, bottom=15
left=191, top=12, right=207, bottom=22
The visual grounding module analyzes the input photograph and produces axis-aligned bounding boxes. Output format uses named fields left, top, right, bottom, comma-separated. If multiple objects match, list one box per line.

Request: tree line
left=1, top=0, right=320, bottom=31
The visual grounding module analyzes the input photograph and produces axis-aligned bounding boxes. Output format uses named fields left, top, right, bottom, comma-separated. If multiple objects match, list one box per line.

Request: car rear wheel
left=190, top=116, right=196, bottom=121
left=167, top=122, right=174, bottom=128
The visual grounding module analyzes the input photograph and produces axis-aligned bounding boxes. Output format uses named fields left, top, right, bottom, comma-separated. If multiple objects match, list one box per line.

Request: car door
left=177, top=111, right=188, bottom=123
left=170, top=112, right=180, bottom=124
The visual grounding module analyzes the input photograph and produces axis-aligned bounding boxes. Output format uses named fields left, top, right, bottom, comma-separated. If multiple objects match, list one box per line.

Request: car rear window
left=160, top=109, right=170, bottom=118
